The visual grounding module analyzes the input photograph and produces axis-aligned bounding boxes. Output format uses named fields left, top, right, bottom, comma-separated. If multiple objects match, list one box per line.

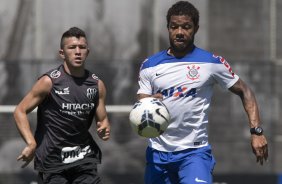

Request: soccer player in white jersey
left=137, top=1, right=268, bottom=184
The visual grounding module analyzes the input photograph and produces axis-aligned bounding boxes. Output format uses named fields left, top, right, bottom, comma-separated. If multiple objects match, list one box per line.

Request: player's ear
left=194, top=25, right=199, bottom=34
left=86, top=48, right=90, bottom=56
left=59, top=49, right=65, bottom=60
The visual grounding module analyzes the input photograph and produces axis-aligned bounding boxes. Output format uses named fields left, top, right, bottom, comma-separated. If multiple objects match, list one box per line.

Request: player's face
left=168, top=15, right=198, bottom=53
left=59, top=37, right=89, bottom=68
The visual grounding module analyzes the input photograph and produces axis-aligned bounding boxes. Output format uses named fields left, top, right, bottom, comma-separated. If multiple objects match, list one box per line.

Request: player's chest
left=52, top=79, right=98, bottom=103
left=151, top=63, right=213, bottom=89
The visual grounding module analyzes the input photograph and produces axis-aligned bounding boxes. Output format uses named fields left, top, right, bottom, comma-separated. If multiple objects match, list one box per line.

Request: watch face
left=256, top=127, right=263, bottom=133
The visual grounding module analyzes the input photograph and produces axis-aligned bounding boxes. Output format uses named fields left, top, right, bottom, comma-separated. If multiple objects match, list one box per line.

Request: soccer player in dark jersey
left=136, top=1, right=268, bottom=184
left=14, top=27, right=110, bottom=184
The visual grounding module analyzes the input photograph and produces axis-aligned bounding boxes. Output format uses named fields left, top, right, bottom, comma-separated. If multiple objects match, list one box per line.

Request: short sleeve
left=212, top=57, right=239, bottom=89
left=137, top=65, right=153, bottom=95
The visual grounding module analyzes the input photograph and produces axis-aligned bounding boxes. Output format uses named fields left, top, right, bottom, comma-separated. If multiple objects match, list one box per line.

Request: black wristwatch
left=250, top=126, right=263, bottom=135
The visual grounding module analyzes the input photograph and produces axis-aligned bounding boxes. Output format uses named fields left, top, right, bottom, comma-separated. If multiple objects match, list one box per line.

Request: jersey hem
left=149, top=142, right=209, bottom=152
left=34, top=158, right=101, bottom=173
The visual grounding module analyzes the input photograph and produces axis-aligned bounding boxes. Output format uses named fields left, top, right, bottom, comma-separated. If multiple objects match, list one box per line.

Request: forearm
left=137, top=93, right=150, bottom=100
left=241, top=88, right=261, bottom=128
left=14, top=108, right=36, bottom=147
left=229, top=79, right=261, bottom=128
left=137, top=93, right=163, bottom=100
left=95, top=113, right=110, bottom=141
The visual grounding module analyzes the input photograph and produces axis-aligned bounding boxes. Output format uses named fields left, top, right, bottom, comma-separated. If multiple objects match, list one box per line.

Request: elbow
left=13, top=105, right=24, bottom=123
left=13, top=105, right=19, bottom=119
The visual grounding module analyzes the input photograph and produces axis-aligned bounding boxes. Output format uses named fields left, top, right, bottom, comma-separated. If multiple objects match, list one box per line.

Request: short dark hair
left=60, top=27, right=87, bottom=49
left=166, top=1, right=199, bottom=28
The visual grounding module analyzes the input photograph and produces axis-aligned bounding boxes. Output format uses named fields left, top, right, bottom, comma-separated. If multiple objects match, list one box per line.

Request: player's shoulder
left=147, top=50, right=168, bottom=61
left=36, top=75, right=53, bottom=91
left=42, top=65, right=63, bottom=79
left=85, top=69, right=100, bottom=81
left=191, top=47, right=222, bottom=64
left=140, top=50, right=169, bottom=70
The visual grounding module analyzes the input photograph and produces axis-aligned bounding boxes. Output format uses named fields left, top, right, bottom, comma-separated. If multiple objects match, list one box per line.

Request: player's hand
left=97, top=121, right=110, bottom=141
left=17, top=144, right=36, bottom=168
left=251, top=135, right=268, bottom=165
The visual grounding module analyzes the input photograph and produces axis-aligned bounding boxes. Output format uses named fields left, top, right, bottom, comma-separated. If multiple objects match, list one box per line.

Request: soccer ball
left=129, top=97, right=170, bottom=138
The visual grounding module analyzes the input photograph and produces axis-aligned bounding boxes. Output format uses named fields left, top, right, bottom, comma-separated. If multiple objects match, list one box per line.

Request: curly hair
left=166, top=1, right=199, bottom=28
left=60, top=27, right=87, bottom=49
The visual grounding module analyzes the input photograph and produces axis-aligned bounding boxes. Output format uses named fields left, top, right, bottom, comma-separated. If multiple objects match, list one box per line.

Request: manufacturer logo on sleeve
left=195, top=177, right=208, bottom=183
left=50, top=70, right=61, bottom=78
left=92, top=74, right=99, bottom=80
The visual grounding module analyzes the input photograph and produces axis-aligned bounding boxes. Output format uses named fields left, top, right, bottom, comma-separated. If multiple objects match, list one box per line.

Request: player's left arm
left=229, top=78, right=268, bottom=165
left=95, top=79, right=110, bottom=141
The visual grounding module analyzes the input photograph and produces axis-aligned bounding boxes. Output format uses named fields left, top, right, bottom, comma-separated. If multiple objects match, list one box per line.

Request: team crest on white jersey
left=50, top=70, right=61, bottom=78
left=186, top=65, right=200, bottom=80
left=87, top=88, right=97, bottom=101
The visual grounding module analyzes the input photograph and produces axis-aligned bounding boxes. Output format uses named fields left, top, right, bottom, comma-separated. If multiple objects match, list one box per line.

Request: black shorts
left=38, top=162, right=102, bottom=184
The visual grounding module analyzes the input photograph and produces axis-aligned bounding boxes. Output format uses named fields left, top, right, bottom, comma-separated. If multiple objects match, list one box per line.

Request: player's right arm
left=13, top=75, right=52, bottom=168
left=137, top=93, right=163, bottom=100
left=137, top=61, right=163, bottom=100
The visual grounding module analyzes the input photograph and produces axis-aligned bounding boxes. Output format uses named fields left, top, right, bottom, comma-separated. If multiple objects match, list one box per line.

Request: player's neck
left=63, top=63, right=85, bottom=78
left=168, top=45, right=195, bottom=58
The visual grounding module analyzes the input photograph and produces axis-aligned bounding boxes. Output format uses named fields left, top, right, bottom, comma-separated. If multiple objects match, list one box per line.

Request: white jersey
left=137, top=46, right=239, bottom=152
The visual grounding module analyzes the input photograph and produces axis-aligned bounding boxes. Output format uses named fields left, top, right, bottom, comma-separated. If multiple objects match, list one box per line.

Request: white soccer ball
left=129, top=97, right=170, bottom=138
